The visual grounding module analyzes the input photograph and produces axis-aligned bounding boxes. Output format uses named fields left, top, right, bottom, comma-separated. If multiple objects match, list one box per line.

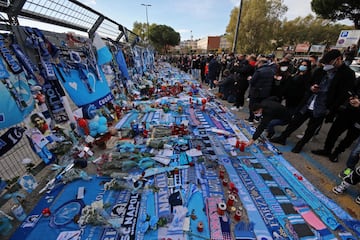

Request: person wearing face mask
left=245, top=97, right=292, bottom=147
left=271, top=61, right=292, bottom=101
left=282, top=60, right=312, bottom=116
left=270, top=49, right=355, bottom=153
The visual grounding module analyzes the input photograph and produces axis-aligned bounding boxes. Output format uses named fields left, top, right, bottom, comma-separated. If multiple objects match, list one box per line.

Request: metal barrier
left=0, top=127, right=42, bottom=181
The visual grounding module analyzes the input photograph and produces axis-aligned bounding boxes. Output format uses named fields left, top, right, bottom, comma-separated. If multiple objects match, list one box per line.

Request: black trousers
left=281, top=110, right=324, bottom=146
left=324, top=113, right=360, bottom=154
left=234, top=80, right=249, bottom=108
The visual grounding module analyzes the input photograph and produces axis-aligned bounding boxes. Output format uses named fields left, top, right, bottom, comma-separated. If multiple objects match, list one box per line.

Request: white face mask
left=323, top=64, right=334, bottom=71
left=254, top=113, right=262, bottom=117
left=280, top=66, right=288, bottom=72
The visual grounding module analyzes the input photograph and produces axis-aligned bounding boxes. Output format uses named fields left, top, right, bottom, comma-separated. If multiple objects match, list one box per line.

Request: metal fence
left=0, top=127, right=42, bottom=181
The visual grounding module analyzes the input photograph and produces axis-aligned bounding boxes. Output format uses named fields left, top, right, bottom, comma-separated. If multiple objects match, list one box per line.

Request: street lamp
left=232, top=0, right=243, bottom=53
left=141, top=3, right=151, bottom=42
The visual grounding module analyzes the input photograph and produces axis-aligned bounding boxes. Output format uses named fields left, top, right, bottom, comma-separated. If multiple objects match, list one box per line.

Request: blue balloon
left=90, top=130, right=98, bottom=137
left=98, top=116, right=107, bottom=125
left=97, top=124, right=108, bottom=134
left=88, top=121, right=99, bottom=130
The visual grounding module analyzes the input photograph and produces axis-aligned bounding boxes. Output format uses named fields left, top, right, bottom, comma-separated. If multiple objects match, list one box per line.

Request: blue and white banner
left=0, top=127, right=25, bottom=156
left=0, top=69, right=34, bottom=129
left=55, top=66, right=113, bottom=108
left=115, top=49, right=130, bottom=80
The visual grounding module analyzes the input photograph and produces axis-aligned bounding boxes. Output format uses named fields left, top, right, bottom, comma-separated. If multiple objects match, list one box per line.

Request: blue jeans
left=346, top=136, right=360, bottom=170
left=267, top=119, right=288, bottom=135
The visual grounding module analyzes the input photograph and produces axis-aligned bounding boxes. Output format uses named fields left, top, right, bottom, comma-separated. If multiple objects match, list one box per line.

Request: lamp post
left=232, top=0, right=243, bottom=53
left=141, top=3, right=151, bottom=42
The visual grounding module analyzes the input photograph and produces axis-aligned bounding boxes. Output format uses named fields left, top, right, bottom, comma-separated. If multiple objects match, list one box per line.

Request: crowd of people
left=168, top=48, right=360, bottom=204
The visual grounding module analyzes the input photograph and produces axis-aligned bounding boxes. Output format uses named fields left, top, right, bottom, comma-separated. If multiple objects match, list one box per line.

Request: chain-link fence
left=0, top=127, right=42, bottom=181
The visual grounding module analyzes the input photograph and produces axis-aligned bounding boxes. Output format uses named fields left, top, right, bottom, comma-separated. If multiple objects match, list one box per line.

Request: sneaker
left=355, top=196, right=360, bottom=205
left=296, top=134, right=304, bottom=139
left=239, top=106, right=244, bottom=110
left=231, top=106, right=240, bottom=111
left=338, top=168, right=352, bottom=178
left=311, top=149, right=331, bottom=157
left=332, top=181, right=350, bottom=194
left=270, top=136, right=286, bottom=145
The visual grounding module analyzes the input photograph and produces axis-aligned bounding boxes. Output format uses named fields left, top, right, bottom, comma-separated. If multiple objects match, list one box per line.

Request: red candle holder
left=42, top=208, right=51, bottom=217
left=217, top=202, right=227, bottom=216
left=219, top=169, right=225, bottom=179
left=234, top=209, right=242, bottom=221
left=227, top=194, right=235, bottom=207
left=222, top=178, right=228, bottom=187
left=197, top=221, right=204, bottom=232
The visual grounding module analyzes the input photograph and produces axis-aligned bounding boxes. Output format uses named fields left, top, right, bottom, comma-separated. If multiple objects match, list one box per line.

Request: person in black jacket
left=247, top=58, right=276, bottom=124
left=270, top=49, right=355, bottom=153
left=208, top=54, right=220, bottom=89
left=231, top=55, right=255, bottom=110
left=245, top=98, right=292, bottom=147
left=213, top=69, right=235, bottom=101
left=271, top=61, right=292, bottom=102
left=311, top=89, right=360, bottom=162
left=283, top=59, right=312, bottom=116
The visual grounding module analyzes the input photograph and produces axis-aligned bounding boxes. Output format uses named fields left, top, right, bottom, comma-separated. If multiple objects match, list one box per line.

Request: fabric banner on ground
left=11, top=176, right=141, bottom=240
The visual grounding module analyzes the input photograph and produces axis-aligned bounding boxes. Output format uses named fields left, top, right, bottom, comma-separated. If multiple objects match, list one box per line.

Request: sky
left=77, top=0, right=352, bottom=41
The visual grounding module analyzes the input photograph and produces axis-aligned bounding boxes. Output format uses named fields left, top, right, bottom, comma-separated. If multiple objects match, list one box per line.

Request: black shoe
left=291, top=146, right=302, bottom=153
left=311, top=149, right=330, bottom=157
left=329, top=153, right=339, bottom=162
left=270, top=136, right=286, bottom=145
left=266, top=132, right=275, bottom=139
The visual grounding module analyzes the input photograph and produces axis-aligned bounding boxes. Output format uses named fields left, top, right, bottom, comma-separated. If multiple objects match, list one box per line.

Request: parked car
left=349, top=64, right=360, bottom=79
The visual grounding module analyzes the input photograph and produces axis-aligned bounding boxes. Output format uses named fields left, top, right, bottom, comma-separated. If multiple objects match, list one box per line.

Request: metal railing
left=0, top=0, right=139, bottom=182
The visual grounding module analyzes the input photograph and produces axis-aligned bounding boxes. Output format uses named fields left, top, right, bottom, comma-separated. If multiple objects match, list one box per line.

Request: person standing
left=270, top=49, right=355, bottom=153
left=344, top=44, right=357, bottom=66
left=231, top=55, right=255, bottom=111
left=271, top=61, right=292, bottom=102
left=191, top=55, right=201, bottom=81
left=282, top=60, right=312, bottom=116
left=207, top=54, right=220, bottom=89
left=200, top=55, right=207, bottom=84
